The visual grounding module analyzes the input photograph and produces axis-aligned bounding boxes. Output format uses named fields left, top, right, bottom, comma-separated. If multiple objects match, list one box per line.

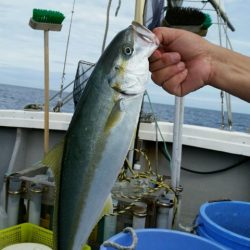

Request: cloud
left=0, top=0, right=134, bottom=89
left=0, top=0, right=250, bottom=115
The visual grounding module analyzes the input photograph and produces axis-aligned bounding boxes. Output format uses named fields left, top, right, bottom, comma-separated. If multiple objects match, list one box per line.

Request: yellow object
left=2, top=243, right=52, bottom=250
left=0, top=223, right=91, bottom=250
left=134, top=0, right=145, bottom=24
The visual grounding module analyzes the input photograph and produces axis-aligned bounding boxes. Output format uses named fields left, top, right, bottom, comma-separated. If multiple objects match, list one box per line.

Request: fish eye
left=123, top=45, right=134, bottom=56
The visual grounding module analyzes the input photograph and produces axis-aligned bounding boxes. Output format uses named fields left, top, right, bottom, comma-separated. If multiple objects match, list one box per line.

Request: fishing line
left=144, top=91, right=172, bottom=163
left=50, top=61, right=95, bottom=110
left=55, top=0, right=77, bottom=112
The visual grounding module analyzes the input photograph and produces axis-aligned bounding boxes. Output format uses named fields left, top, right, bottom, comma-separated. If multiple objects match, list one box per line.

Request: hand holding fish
left=149, top=27, right=211, bottom=96
left=149, top=27, right=250, bottom=103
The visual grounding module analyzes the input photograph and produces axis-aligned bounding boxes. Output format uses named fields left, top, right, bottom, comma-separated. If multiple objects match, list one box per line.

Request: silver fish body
left=56, top=22, right=158, bottom=250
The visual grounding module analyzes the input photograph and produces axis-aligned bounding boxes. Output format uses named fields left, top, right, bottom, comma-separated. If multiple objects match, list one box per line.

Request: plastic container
left=0, top=223, right=91, bottom=250
left=2, top=242, right=52, bottom=250
left=197, top=201, right=250, bottom=250
left=100, top=228, right=225, bottom=250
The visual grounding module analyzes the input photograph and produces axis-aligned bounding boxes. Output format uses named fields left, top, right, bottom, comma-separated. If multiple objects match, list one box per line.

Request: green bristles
left=165, top=7, right=212, bottom=28
left=163, top=7, right=212, bottom=36
left=202, top=13, right=212, bottom=29
left=32, top=9, right=65, bottom=24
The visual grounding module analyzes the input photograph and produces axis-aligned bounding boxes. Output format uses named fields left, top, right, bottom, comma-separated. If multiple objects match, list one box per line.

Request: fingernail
left=177, top=62, right=185, bottom=70
left=170, top=53, right=181, bottom=63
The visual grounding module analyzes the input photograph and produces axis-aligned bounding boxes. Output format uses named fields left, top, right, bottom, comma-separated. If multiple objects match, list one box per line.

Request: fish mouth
left=131, top=21, right=159, bottom=47
left=111, top=83, right=144, bottom=96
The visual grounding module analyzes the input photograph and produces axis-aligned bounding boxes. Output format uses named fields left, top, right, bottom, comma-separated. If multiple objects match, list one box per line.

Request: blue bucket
left=100, top=228, right=225, bottom=250
left=197, top=201, right=250, bottom=250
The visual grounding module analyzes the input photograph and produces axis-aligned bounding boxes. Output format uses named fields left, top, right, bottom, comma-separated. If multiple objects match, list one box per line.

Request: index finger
left=149, top=49, right=162, bottom=63
left=152, top=27, right=182, bottom=46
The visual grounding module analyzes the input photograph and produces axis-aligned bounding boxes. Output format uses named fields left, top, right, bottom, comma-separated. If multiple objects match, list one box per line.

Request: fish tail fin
left=42, top=139, right=65, bottom=184
left=41, top=139, right=65, bottom=250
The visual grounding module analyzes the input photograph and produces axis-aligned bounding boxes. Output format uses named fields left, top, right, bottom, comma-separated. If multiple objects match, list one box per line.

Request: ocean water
left=1, top=83, right=250, bottom=133
left=0, top=83, right=75, bottom=113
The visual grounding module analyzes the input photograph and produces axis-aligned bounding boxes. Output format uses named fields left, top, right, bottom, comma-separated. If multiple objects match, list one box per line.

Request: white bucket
left=2, top=243, right=52, bottom=250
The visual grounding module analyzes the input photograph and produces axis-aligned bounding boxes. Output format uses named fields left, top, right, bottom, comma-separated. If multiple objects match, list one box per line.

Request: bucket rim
left=100, top=228, right=225, bottom=249
left=199, top=201, right=250, bottom=246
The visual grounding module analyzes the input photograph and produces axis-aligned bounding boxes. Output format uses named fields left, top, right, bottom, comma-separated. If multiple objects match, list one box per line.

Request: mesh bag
left=73, top=60, right=95, bottom=108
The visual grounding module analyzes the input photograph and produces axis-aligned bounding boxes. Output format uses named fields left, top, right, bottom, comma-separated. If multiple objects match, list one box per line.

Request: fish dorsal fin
left=42, top=139, right=65, bottom=185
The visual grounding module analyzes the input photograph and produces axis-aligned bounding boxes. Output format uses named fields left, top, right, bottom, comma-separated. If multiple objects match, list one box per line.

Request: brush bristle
left=203, top=13, right=212, bottom=29
left=32, top=9, right=65, bottom=24
left=165, top=7, right=208, bottom=26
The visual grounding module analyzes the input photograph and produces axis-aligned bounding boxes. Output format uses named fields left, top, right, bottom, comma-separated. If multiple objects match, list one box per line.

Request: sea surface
left=1, top=83, right=250, bottom=133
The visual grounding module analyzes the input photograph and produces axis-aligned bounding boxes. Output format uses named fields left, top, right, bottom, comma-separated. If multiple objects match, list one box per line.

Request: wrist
left=206, top=43, right=223, bottom=87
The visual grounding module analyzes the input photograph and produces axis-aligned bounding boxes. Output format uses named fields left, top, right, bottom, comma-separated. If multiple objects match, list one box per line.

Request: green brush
left=162, top=7, right=212, bottom=37
left=29, top=9, right=65, bottom=31
left=33, top=9, right=65, bottom=24
left=29, top=9, right=65, bottom=154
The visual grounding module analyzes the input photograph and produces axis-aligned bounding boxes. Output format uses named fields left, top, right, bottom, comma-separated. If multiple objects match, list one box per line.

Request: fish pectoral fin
left=104, top=99, right=125, bottom=133
left=42, top=139, right=65, bottom=185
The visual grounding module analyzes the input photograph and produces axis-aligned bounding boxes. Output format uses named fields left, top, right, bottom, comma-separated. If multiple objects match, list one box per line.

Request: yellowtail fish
left=44, top=21, right=159, bottom=250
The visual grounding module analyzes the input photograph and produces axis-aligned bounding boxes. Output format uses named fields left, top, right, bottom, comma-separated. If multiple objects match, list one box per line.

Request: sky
left=0, top=0, right=250, bottom=114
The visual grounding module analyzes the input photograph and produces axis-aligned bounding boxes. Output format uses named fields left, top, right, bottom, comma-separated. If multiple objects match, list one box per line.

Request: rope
left=103, top=227, right=138, bottom=250
left=102, top=0, right=112, bottom=53
left=109, top=149, right=177, bottom=217
left=115, top=0, right=122, bottom=16
left=102, top=0, right=122, bottom=53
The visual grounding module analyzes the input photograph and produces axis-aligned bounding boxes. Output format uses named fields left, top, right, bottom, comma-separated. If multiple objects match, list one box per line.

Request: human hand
left=149, top=27, right=213, bottom=96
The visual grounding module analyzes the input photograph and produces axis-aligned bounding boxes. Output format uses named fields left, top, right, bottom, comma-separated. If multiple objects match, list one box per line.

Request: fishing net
left=73, top=60, right=95, bottom=108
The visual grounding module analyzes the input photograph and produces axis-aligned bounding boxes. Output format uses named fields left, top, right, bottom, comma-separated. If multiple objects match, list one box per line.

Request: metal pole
left=208, top=0, right=235, bottom=31
left=171, top=96, right=184, bottom=189
left=44, top=30, right=49, bottom=154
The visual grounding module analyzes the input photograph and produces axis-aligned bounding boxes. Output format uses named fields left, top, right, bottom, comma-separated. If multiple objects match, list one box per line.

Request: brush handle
left=134, top=0, right=145, bottom=24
